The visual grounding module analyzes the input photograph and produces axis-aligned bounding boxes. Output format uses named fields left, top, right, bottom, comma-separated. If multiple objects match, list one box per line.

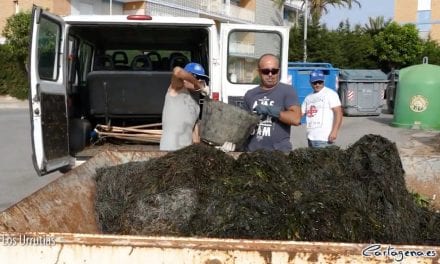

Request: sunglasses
left=192, top=74, right=203, bottom=80
left=312, top=81, right=324, bottom=85
left=260, top=68, right=280, bottom=75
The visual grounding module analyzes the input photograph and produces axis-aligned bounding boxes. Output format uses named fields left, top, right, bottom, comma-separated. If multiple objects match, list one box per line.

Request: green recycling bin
left=392, top=64, right=440, bottom=130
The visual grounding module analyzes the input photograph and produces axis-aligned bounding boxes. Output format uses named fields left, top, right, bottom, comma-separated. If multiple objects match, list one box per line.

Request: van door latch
left=32, top=83, right=41, bottom=103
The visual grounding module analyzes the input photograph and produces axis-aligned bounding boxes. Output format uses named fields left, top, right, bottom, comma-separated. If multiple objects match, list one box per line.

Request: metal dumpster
left=288, top=62, right=339, bottom=123
left=1, top=150, right=439, bottom=263
left=339, top=69, right=388, bottom=116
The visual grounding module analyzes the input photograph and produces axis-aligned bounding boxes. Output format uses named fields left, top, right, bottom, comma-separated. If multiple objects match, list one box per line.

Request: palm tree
left=363, top=16, right=392, bottom=35
left=276, top=0, right=360, bottom=61
left=273, top=0, right=361, bottom=23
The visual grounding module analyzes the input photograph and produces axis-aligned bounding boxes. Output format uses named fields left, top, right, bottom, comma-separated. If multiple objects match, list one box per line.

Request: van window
left=227, top=31, right=282, bottom=84
left=104, top=50, right=191, bottom=71
left=37, top=17, right=61, bottom=80
left=79, top=42, right=93, bottom=85
left=157, top=50, right=191, bottom=71
left=67, top=37, right=79, bottom=87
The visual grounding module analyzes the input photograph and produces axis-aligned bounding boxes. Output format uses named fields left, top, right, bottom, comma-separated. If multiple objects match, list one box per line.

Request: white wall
left=256, top=0, right=284, bottom=26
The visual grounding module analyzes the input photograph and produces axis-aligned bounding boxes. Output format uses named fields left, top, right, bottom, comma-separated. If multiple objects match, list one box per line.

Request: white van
left=29, top=6, right=290, bottom=175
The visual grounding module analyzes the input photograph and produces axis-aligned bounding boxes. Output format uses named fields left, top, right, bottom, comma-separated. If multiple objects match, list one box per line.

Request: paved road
left=291, top=108, right=417, bottom=150
left=0, top=101, right=61, bottom=211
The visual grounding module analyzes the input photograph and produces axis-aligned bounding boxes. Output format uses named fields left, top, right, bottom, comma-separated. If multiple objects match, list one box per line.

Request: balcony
left=145, top=0, right=255, bottom=24
left=284, top=0, right=303, bottom=11
left=283, top=0, right=303, bottom=27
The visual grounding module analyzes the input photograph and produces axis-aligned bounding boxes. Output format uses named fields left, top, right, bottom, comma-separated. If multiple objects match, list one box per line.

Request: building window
left=14, top=0, right=19, bottom=14
left=283, top=8, right=296, bottom=22
left=418, top=0, right=431, bottom=11
left=417, top=0, right=431, bottom=39
left=417, top=10, right=431, bottom=32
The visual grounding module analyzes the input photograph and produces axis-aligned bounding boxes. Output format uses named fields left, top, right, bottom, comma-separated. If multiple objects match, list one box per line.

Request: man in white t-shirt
left=160, top=62, right=209, bottom=151
left=301, top=70, right=343, bottom=148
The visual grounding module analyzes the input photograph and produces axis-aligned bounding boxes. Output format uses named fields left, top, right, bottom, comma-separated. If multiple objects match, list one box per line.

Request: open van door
left=29, top=7, right=71, bottom=175
left=219, top=24, right=289, bottom=105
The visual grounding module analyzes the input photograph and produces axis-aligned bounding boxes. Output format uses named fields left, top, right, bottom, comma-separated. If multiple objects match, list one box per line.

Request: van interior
left=57, top=25, right=210, bottom=154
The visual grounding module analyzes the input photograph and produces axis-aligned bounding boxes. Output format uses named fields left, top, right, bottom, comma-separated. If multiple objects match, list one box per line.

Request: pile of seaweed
left=95, top=134, right=440, bottom=245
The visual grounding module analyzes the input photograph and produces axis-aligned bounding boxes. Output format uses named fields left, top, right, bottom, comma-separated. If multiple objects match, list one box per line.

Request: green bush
left=0, top=12, right=31, bottom=99
left=2, top=12, right=31, bottom=62
left=0, top=44, right=29, bottom=99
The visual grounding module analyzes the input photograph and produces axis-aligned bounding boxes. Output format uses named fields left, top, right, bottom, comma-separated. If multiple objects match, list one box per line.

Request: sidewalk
left=0, top=95, right=29, bottom=109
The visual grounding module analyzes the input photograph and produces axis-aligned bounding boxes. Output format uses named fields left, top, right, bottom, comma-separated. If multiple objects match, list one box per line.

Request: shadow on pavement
left=367, top=115, right=394, bottom=125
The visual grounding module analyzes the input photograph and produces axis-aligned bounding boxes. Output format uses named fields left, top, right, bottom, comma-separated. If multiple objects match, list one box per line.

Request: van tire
left=69, top=118, right=92, bottom=154
left=59, top=165, right=72, bottom=174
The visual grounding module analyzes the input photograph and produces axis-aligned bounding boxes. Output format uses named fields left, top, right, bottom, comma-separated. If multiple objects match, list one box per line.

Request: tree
left=2, top=11, right=32, bottom=63
left=273, top=0, right=361, bottom=23
left=362, top=16, right=392, bottom=35
left=372, top=22, right=423, bottom=71
left=288, top=18, right=378, bottom=69
left=418, top=39, right=440, bottom=65
left=0, top=12, right=32, bottom=99
left=309, top=0, right=361, bottom=23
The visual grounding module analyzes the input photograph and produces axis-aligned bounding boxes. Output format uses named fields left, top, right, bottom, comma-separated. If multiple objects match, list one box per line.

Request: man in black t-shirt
left=242, top=54, right=301, bottom=152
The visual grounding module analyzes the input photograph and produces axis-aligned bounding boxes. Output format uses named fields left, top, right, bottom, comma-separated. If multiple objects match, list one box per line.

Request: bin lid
left=340, top=69, right=387, bottom=81
left=288, top=62, right=335, bottom=69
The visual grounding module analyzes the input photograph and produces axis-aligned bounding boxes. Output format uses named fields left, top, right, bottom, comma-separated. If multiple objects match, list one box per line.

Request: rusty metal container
left=0, top=150, right=439, bottom=263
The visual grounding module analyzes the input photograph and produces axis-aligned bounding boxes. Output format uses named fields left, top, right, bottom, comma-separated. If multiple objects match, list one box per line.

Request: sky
left=320, top=0, right=394, bottom=29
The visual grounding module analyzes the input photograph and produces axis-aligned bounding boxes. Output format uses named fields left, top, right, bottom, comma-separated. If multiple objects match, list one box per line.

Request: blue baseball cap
left=310, top=70, right=325, bottom=83
left=184, top=62, right=209, bottom=80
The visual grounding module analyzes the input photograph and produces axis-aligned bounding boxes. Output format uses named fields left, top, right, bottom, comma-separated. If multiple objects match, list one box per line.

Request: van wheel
left=59, top=165, right=72, bottom=174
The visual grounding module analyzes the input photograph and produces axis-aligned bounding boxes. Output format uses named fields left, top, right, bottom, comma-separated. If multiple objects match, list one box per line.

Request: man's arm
left=254, top=104, right=301, bottom=126
left=300, top=101, right=306, bottom=117
left=170, top=66, right=204, bottom=92
left=192, top=122, right=200, bottom=143
left=328, top=106, right=343, bottom=142
left=281, top=84, right=302, bottom=125
left=279, top=105, right=301, bottom=126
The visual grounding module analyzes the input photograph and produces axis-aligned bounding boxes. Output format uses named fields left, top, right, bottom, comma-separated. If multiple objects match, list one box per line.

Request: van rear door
left=219, top=24, right=289, bottom=106
left=29, top=7, right=71, bottom=175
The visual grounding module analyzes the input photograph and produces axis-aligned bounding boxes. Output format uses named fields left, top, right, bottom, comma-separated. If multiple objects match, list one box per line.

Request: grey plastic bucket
left=200, top=100, right=260, bottom=147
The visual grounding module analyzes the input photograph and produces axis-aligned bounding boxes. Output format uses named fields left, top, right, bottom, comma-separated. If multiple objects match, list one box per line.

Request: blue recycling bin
left=288, top=62, right=339, bottom=123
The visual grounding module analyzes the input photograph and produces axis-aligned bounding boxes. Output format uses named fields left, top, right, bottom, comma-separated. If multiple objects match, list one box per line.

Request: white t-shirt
left=301, top=87, right=341, bottom=141
left=160, top=90, right=200, bottom=151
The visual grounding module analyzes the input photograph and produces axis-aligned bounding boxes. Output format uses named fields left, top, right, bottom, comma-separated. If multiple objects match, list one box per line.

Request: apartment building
left=0, top=0, right=302, bottom=43
left=394, top=0, right=440, bottom=42
left=0, top=0, right=69, bottom=43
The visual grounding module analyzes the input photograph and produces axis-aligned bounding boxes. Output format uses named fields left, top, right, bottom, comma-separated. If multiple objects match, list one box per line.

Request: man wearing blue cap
left=301, top=69, right=343, bottom=148
left=160, top=62, right=209, bottom=151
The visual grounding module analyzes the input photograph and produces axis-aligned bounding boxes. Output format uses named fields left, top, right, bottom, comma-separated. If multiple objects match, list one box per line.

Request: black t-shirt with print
left=243, top=82, right=299, bottom=152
